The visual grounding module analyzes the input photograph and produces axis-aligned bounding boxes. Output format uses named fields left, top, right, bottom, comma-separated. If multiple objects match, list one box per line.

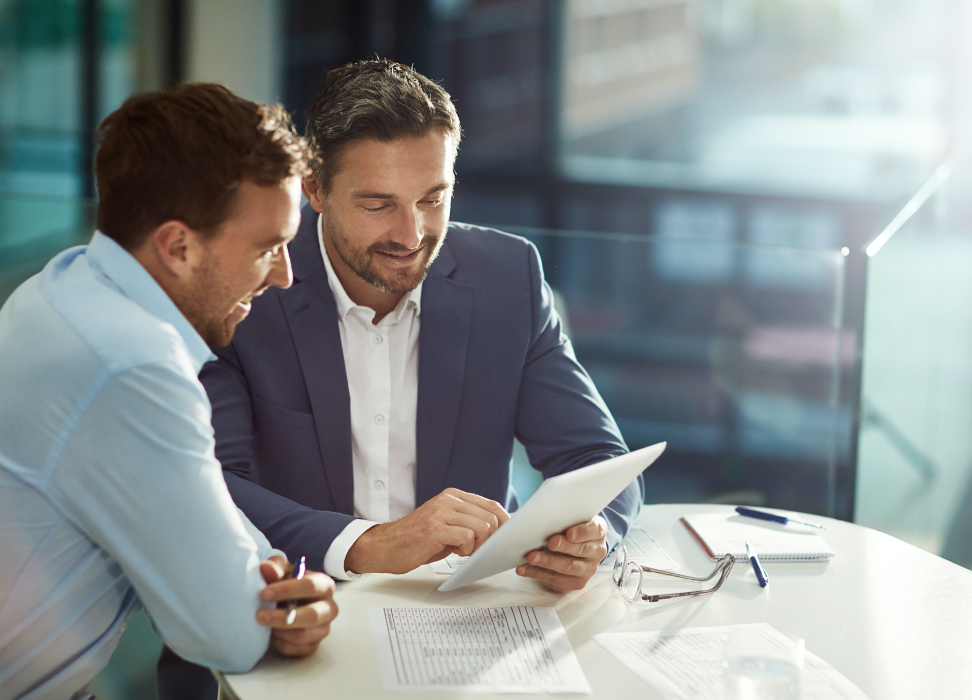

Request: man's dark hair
left=304, top=58, right=462, bottom=191
left=95, top=82, right=314, bottom=250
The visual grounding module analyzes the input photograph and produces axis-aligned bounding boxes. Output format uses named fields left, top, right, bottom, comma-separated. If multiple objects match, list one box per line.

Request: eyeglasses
left=612, top=544, right=735, bottom=603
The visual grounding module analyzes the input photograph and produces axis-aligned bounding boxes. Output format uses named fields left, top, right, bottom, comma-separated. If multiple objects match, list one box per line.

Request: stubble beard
left=323, top=211, right=444, bottom=294
left=180, top=251, right=240, bottom=349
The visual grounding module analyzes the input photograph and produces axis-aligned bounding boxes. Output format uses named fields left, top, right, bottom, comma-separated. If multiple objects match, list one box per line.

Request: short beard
left=179, top=251, right=237, bottom=349
left=324, top=211, right=444, bottom=294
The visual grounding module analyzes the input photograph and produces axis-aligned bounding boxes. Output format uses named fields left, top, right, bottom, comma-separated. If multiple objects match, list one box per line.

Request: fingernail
left=257, top=610, right=271, bottom=624
left=260, top=590, right=275, bottom=602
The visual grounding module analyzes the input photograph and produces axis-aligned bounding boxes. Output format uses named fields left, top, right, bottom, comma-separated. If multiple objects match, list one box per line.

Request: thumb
left=260, top=556, right=289, bottom=584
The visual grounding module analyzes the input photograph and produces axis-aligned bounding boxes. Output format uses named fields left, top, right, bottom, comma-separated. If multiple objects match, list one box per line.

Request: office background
left=2, top=0, right=972, bottom=696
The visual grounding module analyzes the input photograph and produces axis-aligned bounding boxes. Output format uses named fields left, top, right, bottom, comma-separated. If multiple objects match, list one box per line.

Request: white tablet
left=438, top=442, right=665, bottom=591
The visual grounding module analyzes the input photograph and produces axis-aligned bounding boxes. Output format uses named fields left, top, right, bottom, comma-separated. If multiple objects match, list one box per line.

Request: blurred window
left=0, top=0, right=140, bottom=266
left=560, top=0, right=953, bottom=202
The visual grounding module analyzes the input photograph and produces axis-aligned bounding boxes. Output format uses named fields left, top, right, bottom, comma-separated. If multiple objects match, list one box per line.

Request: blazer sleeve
left=201, top=343, right=357, bottom=566
left=514, top=241, right=645, bottom=550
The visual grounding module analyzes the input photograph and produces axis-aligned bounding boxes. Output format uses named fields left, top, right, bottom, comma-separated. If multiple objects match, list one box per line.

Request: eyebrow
left=350, top=182, right=453, bottom=201
left=257, top=232, right=292, bottom=249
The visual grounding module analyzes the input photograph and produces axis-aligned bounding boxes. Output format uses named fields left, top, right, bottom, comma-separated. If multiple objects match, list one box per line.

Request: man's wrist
left=325, top=519, right=378, bottom=579
left=344, top=522, right=385, bottom=574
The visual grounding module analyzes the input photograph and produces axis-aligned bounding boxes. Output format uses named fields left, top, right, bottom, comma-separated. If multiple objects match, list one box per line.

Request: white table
left=221, top=504, right=972, bottom=699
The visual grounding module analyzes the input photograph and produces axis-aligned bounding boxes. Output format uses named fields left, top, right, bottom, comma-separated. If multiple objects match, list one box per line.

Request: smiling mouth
left=374, top=247, right=423, bottom=264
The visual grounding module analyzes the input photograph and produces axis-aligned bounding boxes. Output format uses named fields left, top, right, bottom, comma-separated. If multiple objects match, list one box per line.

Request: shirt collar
left=316, top=213, right=422, bottom=324
left=86, top=231, right=216, bottom=372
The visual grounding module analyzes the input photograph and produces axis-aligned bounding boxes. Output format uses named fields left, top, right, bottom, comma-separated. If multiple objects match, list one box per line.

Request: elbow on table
left=173, top=624, right=271, bottom=674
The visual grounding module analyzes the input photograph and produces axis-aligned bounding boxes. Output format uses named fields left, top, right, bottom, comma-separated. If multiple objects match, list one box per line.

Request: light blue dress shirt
left=0, top=233, right=281, bottom=699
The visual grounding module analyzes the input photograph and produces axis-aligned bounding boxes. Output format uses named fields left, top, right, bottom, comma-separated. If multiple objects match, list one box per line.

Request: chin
left=199, top=319, right=239, bottom=350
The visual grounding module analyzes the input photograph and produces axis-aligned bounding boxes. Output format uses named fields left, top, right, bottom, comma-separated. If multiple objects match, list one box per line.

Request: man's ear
left=147, top=220, right=204, bottom=279
left=302, top=176, right=327, bottom=214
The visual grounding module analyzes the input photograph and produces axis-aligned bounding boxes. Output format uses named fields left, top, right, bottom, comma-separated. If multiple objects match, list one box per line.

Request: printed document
left=429, top=526, right=677, bottom=575
left=369, top=606, right=590, bottom=693
left=594, top=623, right=869, bottom=700
left=598, top=526, right=679, bottom=571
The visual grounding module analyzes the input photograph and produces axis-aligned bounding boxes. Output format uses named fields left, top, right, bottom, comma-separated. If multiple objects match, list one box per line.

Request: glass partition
left=506, top=225, right=852, bottom=518
left=857, top=153, right=972, bottom=563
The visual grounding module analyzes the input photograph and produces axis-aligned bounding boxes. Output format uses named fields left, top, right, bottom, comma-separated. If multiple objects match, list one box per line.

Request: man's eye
left=363, top=204, right=387, bottom=212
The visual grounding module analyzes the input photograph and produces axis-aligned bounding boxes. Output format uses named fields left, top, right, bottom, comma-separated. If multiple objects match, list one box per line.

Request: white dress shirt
left=318, top=214, right=422, bottom=579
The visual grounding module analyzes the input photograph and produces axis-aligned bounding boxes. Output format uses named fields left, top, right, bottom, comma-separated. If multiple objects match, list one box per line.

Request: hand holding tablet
left=438, top=442, right=666, bottom=592
left=516, top=514, right=610, bottom=591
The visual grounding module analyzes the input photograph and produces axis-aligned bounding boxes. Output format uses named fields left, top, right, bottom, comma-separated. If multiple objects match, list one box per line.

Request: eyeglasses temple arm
left=640, top=558, right=735, bottom=602
left=640, top=554, right=735, bottom=582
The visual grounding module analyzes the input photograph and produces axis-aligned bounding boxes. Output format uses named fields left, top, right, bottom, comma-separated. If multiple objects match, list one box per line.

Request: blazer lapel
left=279, top=207, right=355, bottom=516
left=416, top=240, right=473, bottom=503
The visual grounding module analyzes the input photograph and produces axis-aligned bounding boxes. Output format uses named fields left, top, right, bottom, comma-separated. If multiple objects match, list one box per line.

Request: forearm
left=225, top=472, right=358, bottom=565
left=600, top=478, right=645, bottom=550
left=52, top=368, right=274, bottom=672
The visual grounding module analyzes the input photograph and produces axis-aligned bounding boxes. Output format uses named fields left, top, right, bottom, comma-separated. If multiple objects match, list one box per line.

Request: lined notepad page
left=682, top=512, right=835, bottom=562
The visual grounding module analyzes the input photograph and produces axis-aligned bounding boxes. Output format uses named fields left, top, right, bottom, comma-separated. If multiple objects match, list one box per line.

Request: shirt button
left=374, top=480, right=385, bottom=490
left=373, top=334, right=383, bottom=344
left=374, top=414, right=385, bottom=424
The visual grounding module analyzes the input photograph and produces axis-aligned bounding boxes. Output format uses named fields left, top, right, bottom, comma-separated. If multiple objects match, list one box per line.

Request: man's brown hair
left=305, top=58, right=462, bottom=191
left=95, top=83, right=314, bottom=250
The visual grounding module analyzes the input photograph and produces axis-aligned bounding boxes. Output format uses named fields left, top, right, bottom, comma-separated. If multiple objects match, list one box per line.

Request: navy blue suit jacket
left=200, top=206, right=644, bottom=565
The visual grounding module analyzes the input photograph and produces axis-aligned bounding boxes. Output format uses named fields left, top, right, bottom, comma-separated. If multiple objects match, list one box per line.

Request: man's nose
left=267, top=245, right=294, bottom=290
left=388, top=206, right=424, bottom=250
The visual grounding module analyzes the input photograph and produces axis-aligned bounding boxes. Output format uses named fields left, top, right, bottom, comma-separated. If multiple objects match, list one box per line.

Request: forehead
left=215, top=178, right=302, bottom=244
left=331, top=131, right=457, bottom=194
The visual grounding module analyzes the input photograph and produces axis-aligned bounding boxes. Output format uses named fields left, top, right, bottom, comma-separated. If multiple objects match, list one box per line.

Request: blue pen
left=746, top=542, right=769, bottom=588
left=736, top=506, right=824, bottom=529
left=285, top=556, right=307, bottom=625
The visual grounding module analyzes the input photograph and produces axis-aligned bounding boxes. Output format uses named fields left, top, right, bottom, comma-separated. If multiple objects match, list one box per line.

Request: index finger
left=260, top=571, right=335, bottom=604
left=441, top=488, right=510, bottom=525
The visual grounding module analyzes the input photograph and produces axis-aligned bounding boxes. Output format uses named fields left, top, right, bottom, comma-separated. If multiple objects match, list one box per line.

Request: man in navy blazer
left=201, top=59, right=644, bottom=591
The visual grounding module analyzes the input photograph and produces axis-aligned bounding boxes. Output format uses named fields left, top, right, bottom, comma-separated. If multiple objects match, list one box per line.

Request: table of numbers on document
left=380, top=606, right=563, bottom=687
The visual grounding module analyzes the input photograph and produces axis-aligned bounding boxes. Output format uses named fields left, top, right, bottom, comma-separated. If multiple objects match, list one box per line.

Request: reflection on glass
left=560, top=0, right=954, bottom=201
left=520, top=227, right=848, bottom=516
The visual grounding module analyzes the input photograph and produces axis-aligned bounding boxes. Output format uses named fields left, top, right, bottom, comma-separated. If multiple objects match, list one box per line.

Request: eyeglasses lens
left=612, top=549, right=626, bottom=584
left=621, top=560, right=641, bottom=601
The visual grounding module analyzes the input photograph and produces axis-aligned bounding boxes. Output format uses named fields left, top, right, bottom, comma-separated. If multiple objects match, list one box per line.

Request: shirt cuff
left=323, top=519, right=380, bottom=580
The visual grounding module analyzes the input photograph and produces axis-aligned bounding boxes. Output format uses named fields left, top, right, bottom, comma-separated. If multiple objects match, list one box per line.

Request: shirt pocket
left=251, top=394, right=316, bottom=430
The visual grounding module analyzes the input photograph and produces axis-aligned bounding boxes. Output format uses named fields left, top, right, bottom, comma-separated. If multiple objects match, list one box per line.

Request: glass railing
left=499, top=225, right=853, bottom=520
left=856, top=151, right=972, bottom=564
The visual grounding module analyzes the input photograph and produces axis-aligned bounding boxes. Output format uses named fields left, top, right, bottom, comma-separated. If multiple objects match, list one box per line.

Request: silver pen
left=285, top=556, right=307, bottom=625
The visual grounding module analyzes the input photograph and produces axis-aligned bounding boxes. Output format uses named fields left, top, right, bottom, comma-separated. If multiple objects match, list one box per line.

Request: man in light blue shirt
left=0, top=84, right=338, bottom=699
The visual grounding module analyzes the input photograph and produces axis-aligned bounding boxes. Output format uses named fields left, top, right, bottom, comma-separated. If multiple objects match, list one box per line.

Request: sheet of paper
left=594, top=623, right=870, bottom=700
left=598, top=527, right=680, bottom=572
left=429, top=553, right=466, bottom=575
left=429, top=527, right=677, bottom=575
left=369, top=606, right=591, bottom=694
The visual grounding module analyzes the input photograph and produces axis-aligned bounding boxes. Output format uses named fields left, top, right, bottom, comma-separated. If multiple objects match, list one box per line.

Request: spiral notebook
left=681, top=512, right=835, bottom=562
